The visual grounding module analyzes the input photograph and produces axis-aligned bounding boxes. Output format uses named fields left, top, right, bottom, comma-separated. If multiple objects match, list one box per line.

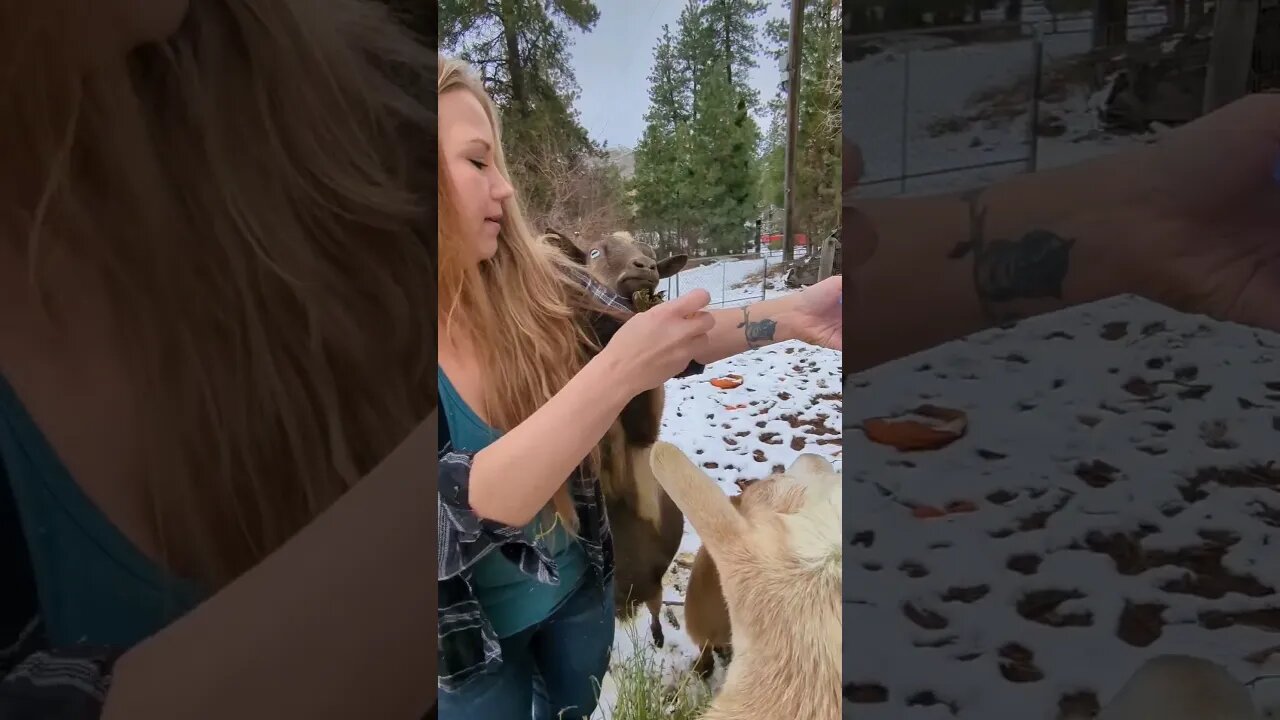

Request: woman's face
left=440, top=89, right=514, bottom=264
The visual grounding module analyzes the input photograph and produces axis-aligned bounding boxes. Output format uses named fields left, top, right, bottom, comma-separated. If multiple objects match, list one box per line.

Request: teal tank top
left=438, top=368, right=586, bottom=638
left=0, top=374, right=204, bottom=648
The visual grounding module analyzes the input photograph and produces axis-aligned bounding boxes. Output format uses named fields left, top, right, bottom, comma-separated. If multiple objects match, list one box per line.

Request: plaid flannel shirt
left=437, top=269, right=703, bottom=693
left=1, top=451, right=122, bottom=719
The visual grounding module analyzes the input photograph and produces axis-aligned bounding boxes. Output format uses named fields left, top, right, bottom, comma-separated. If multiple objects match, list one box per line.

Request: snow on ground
left=847, top=1, right=1172, bottom=199
left=592, top=248, right=842, bottom=718
left=843, top=296, right=1280, bottom=718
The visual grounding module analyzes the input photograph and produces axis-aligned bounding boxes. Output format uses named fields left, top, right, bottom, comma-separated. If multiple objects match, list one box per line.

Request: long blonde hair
left=438, top=58, right=621, bottom=532
left=1, top=1, right=436, bottom=590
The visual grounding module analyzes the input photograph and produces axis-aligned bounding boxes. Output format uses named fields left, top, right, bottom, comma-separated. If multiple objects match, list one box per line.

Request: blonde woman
left=0, top=1, right=436, bottom=718
left=437, top=57, right=842, bottom=717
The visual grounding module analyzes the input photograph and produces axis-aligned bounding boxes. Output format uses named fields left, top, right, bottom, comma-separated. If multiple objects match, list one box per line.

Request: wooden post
left=818, top=233, right=837, bottom=281
left=782, top=0, right=805, bottom=263
left=1092, top=0, right=1130, bottom=48
left=1203, top=0, right=1260, bottom=114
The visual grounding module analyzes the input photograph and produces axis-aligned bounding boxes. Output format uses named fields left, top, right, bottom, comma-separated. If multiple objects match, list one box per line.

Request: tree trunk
left=1092, top=0, right=1129, bottom=48
left=1190, top=0, right=1205, bottom=25
left=499, top=0, right=525, bottom=107
left=1171, top=0, right=1187, bottom=30
left=1005, top=0, right=1023, bottom=22
left=1203, top=0, right=1260, bottom=113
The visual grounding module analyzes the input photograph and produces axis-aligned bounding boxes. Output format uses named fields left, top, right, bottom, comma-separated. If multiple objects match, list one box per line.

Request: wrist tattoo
left=738, top=307, right=777, bottom=349
left=948, top=187, right=1076, bottom=324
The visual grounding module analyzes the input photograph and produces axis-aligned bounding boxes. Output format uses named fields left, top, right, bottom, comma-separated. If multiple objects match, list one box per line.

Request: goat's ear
left=656, top=254, right=688, bottom=279
left=649, top=441, right=746, bottom=550
left=544, top=229, right=587, bottom=264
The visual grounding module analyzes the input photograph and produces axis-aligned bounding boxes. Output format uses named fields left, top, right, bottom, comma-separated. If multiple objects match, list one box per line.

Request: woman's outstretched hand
left=602, top=289, right=715, bottom=396
left=1120, top=93, right=1280, bottom=332
left=783, top=275, right=843, bottom=351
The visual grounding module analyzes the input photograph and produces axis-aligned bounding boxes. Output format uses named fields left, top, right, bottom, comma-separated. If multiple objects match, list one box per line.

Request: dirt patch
left=1075, top=460, right=1122, bottom=488
left=1007, top=553, right=1042, bottom=575
left=941, top=585, right=990, bottom=603
left=1199, top=608, right=1280, bottom=632
left=1016, top=589, right=1093, bottom=628
left=903, top=603, right=949, bottom=630
left=845, top=683, right=888, bottom=703
left=1081, top=529, right=1273, bottom=599
left=779, top=412, right=839, bottom=437
left=1116, top=601, right=1166, bottom=647
left=990, top=493, right=1072, bottom=538
left=900, top=561, right=929, bottom=579
left=1182, top=464, right=1280, bottom=497
left=998, top=643, right=1044, bottom=683
left=1057, top=691, right=1100, bottom=720
left=906, top=691, right=959, bottom=715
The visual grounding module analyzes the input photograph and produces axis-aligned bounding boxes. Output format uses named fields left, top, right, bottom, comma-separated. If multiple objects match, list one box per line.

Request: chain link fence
left=658, top=246, right=814, bottom=309
left=842, top=0, right=1277, bottom=199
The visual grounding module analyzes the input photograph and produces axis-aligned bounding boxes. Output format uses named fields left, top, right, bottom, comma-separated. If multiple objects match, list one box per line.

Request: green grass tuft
left=594, top=619, right=711, bottom=720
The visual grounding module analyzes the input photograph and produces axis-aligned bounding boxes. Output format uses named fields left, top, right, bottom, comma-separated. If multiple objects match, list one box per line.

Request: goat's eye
left=588, top=248, right=602, bottom=259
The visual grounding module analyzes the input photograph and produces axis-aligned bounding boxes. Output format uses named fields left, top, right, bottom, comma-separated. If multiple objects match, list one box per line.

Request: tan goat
left=545, top=228, right=689, bottom=646
left=649, top=441, right=841, bottom=720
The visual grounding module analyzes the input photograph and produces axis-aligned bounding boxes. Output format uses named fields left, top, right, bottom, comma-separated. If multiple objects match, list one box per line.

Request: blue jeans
left=440, top=576, right=616, bottom=719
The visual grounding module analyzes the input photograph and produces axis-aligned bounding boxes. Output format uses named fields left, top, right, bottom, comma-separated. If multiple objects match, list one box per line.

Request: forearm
left=468, top=354, right=633, bottom=527
left=846, top=156, right=1148, bottom=373
left=696, top=296, right=802, bottom=366
left=105, top=415, right=436, bottom=720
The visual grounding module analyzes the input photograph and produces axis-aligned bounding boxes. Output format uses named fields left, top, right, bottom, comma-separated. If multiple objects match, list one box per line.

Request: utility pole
left=782, top=0, right=805, bottom=264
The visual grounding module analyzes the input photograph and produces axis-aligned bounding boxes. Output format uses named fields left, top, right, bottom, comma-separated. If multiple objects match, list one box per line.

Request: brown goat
left=545, top=228, right=690, bottom=646
left=650, top=442, right=841, bottom=720
left=684, top=493, right=742, bottom=679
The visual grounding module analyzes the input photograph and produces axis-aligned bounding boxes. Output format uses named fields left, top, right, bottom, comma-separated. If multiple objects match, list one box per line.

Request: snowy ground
left=592, top=248, right=843, bottom=718
left=843, top=295, right=1280, bottom=719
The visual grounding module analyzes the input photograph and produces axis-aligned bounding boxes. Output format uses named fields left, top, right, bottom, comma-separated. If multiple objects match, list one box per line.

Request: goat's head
left=649, top=442, right=841, bottom=628
left=544, top=228, right=688, bottom=298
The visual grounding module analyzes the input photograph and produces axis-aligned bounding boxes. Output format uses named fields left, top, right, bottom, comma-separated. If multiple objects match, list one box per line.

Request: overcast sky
left=567, top=0, right=792, bottom=150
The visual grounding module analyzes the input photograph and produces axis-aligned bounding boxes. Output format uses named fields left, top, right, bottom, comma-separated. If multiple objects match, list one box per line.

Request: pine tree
left=439, top=0, right=601, bottom=222
left=633, top=0, right=763, bottom=256
left=688, top=67, right=759, bottom=255
left=631, top=25, right=688, bottom=247
left=700, top=0, right=768, bottom=106
left=765, top=0, right=840, bottom=245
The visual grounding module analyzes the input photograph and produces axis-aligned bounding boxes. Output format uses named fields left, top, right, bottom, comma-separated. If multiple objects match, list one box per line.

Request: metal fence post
left=762, top=251, right=768, bottom=301
left=900, top=46, right=911, bottom=195
left=1027, top=29, right=1043, bottom=173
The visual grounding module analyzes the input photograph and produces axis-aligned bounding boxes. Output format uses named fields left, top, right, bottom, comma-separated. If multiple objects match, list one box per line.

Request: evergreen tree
left=439, top=0, right=601, bottom=221
left=764, top=0, right=840, bottom=246
left=701, top=0, right=768, bottom=108
left=687, top=64, right=760, bottom=255
left=631, top=26, right=689, bottom=247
